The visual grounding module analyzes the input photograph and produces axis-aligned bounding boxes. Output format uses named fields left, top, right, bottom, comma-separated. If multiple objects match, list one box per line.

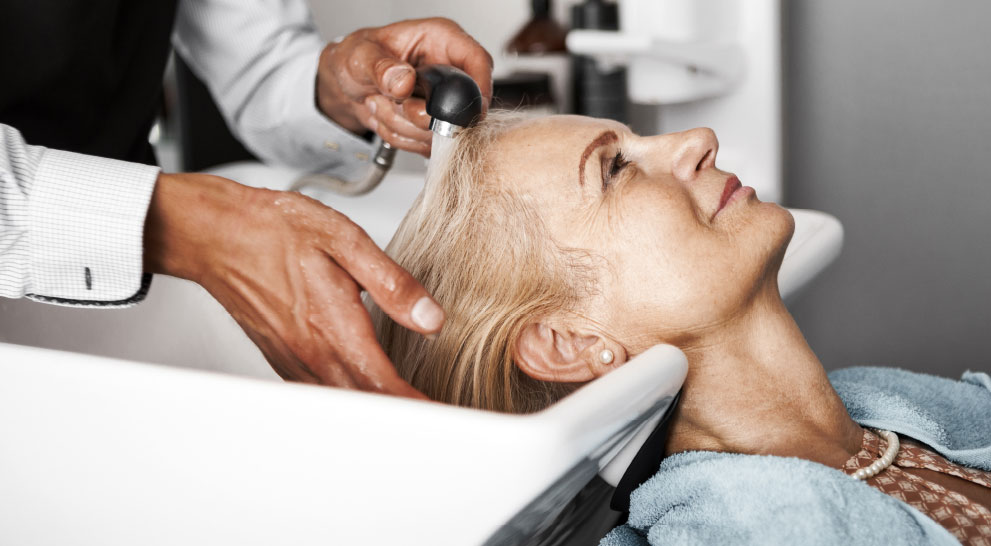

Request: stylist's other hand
left=316, top=17, right=493, bottom=156
left=143, top=173, right=443, bottom=398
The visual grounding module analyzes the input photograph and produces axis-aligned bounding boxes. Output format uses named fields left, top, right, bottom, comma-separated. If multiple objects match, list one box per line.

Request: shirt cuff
left=25, top=149, right=159, bottom=308
left=281, top=49, right=378, bottom=179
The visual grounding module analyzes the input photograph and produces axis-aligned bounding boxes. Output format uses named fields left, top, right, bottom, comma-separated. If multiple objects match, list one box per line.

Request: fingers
left=321, top=213, right=445, bottom=336
left=439, top=35, right=494, bottom=113
left=304, top=255, right=429, bottom=399
left=399, top=19, right=495, bottom=114
left=324, top=18, right=493, bottom=144
left=324, top=296, right=427, bottom=399
left=321, top=32, right=430, bottom=147
left=399, top=97, right=431, bottom=132
left=364, top=95, right=432, bottom=155
left=344, top=38, right=416, bottom=101
left=203, top=183, right=433, bottom=400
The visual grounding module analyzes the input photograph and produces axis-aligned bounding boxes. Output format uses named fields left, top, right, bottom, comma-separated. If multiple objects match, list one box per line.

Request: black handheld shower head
left=415, top=65, right=484, bottom=137
left=289, top=66, right=482, bottom=196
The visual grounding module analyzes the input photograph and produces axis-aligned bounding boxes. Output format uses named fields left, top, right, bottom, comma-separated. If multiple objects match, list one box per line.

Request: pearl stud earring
left=599, top=349, right=615, bottom=364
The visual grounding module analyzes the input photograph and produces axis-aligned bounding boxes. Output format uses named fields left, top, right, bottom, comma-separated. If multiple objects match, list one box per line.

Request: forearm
left=172, top=0, right=376, bottom=174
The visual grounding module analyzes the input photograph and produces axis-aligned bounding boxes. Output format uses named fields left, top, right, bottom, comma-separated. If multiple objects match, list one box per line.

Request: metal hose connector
left=289, top=141, right=396, bottom=196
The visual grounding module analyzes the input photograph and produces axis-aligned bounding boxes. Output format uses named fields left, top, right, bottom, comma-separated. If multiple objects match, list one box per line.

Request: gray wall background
left=783, top=1, right=991, bottom=377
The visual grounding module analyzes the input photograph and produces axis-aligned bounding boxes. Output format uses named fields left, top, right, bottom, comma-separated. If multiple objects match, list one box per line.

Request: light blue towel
left=602, top=368, right=991, bottom=545
left=830, top=367, right=991, bottom=471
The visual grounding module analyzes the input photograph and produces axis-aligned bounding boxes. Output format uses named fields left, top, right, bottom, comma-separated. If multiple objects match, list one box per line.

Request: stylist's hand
left=316, top=17, right=493, bottom=156
left=144, top=173, right=444, bottom=398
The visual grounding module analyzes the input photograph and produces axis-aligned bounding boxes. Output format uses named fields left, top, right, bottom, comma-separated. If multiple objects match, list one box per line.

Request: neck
left=663, top=284, right=863, bottom=467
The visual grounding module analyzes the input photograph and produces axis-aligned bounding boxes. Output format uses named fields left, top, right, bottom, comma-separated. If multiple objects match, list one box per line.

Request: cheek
left=610, top=186, right=705, bottom=281
left=615, top=181, right=699, bottom=232
left=597, top=189, right=770, bottom=337
left=601, top=208, right=717, bottom=327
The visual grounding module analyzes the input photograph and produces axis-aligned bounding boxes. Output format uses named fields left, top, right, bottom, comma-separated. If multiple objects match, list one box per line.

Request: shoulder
left=608, top=451, right=956, bottom=546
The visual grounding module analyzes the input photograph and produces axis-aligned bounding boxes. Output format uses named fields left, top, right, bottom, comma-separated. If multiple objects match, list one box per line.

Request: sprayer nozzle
left=416, top=65, right=484, bottom=134
left=429, top=118, right=464, bottom=138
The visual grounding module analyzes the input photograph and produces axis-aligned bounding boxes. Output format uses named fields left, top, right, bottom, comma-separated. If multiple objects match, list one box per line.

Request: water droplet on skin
left=380, top=271, right=396, bottom=292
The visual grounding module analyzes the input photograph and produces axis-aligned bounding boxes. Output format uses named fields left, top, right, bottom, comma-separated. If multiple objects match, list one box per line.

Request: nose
left=670, top=128, right=719, bottom=183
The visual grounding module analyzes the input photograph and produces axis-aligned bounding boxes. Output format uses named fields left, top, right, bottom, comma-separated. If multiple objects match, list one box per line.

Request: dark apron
left=0, top=0, right=179, bottom=165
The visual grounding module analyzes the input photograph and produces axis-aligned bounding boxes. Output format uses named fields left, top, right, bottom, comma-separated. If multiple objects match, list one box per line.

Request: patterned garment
left=842, top=429, right=991, bottom=545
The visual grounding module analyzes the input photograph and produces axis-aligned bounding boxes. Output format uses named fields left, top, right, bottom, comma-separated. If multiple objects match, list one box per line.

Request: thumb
left=373, top=57, right=416, bottom=101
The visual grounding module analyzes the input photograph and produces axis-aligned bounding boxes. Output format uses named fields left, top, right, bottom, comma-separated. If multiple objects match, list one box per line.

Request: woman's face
left=488, top=115, right=795, bottom=352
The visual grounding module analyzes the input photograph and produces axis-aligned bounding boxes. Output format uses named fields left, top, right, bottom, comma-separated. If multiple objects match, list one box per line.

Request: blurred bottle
left=571, top=0, right=628, bottom=123
left=506, top=0, right=567, bottom=54
left=500, top=0, right=570, bottom=114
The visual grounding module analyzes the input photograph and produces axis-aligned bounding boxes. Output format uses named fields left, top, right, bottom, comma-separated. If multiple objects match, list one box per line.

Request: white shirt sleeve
left=0, top=124, right=159, bottom=308
left=172, top=0, right=378, bottom=179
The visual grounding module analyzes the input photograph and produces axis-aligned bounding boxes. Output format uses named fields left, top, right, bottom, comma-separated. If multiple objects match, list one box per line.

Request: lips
left=713, top=176, right=742, bottom=219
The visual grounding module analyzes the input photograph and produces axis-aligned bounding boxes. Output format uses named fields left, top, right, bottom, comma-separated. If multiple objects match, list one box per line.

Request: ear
left=514, top=321, right=627, bottom=383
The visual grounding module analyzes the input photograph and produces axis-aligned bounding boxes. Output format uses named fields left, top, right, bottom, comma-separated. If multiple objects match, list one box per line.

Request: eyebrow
left=578, top=130, right=619, bottom=187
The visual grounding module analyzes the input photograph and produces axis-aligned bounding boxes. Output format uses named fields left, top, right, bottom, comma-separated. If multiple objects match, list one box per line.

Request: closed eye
left=601, top=151, right=629, bottom=190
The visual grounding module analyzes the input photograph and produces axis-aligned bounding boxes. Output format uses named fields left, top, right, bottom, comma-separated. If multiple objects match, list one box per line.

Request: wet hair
left=370, top=112, right=593, bottom=413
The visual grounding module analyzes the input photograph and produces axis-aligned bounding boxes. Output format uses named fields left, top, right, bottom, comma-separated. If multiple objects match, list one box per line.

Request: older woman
left=371, top=113, right=991, bottom=544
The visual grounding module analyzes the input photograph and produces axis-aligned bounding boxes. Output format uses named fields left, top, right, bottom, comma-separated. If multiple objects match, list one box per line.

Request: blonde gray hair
left=370, top=112, right=592, bottom=413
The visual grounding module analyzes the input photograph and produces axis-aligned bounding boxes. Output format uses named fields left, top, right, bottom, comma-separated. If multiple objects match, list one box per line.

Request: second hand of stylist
left=319, top=19, right=494, bottom=155
left=150, top=19, right=492, bottom=397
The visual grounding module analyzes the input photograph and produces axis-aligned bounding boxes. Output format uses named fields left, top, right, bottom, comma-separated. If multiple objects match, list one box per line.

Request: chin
left=761, top=204, right=796, bottom=269
left=771, top=203, right=796, bottom=237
